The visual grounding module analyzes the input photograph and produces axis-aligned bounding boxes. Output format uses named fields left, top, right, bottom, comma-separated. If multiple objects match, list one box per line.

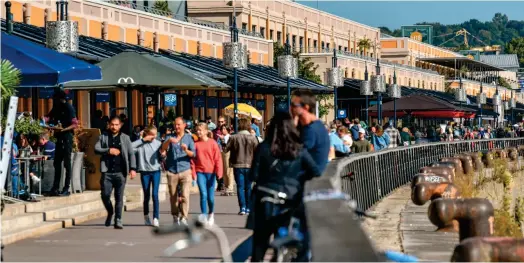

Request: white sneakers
left=30, top=173, right=41, bottom=183
left=153, top=218, right=159, bottom=227
left=175, top=217, right=188, bottom=226
left=145, top=216, right=159, bottom=227
left=198, top=213, right=215, bottom=226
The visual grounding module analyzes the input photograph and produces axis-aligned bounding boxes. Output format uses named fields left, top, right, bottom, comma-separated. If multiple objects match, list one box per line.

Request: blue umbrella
left=1, top=32, right=101, bottom=87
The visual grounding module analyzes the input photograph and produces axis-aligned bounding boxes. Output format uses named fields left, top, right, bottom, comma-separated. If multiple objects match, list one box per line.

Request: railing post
left=374, top=155, right=382, bottom=199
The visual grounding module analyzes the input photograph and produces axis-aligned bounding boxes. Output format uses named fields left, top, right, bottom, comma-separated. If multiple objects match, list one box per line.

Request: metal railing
left=300, top=47, right=441, bottom=76
left=318, top=138, right=524, bottom=211
left=105, top=0, right=264, bottom=39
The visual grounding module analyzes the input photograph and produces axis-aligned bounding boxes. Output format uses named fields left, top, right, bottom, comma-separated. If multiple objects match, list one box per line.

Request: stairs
left=1, top=184, right=148, bottom=245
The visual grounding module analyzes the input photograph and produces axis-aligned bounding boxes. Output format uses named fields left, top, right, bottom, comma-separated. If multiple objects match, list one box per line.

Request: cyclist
left=248, top=112, right=321, bottom=262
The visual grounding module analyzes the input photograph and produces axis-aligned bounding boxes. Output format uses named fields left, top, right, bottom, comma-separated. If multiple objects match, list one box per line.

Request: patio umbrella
left=224, top=103, right=263, bottom=121
left=64, top=51, right=229, bottom=90
left=0, top=32, right=101, bottom=87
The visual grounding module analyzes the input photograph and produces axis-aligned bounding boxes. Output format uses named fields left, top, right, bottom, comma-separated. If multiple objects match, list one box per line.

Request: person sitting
left=39, top=133, right=56, bottom=160
left=248, top=112, right=321, bottom=262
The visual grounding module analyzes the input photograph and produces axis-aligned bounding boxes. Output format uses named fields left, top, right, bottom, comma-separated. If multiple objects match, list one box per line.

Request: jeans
left=234, top=168, right=252, bottom=210
left=140, top=171, right=161, bottom=219
left=100, top=172, right=127, bottom=220
left=11, top=175, right=19, bottom=197
left=196, top=172, right=216, bottom=214
left=53, top=132, right=73, bottom=191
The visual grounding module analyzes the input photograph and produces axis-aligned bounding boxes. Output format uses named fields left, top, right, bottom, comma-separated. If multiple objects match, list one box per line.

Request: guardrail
left=105, top=0, right=265, bottom=39
left=303, top=137, right=524, bottom=261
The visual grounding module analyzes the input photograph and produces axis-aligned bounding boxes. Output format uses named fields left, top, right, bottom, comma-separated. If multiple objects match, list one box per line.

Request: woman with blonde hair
left=190, top=123, right=223, bottom=225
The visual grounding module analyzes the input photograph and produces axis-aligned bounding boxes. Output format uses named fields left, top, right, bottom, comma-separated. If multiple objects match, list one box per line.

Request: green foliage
left=153, top=0, right=172, bottom=15
left=498, top=76, right=512, bottom=89
left=1, top=59, right=21, bottom=115
left=14, top=117, right=44, bottom=136
left=167, top=108, right=176, bottom=121
left=382, top=13, right=524, bottom=50
left=357, top=38, right=372, bottom=53
left=317, top=94, right=334, bottom=119
left=505, top=37, right=524, bottom=67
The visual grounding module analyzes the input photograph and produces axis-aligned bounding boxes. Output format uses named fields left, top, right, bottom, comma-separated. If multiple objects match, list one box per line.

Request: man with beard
left=45, top=89, right=78, bottom=196
left=95, top=116, right=137, bottom=229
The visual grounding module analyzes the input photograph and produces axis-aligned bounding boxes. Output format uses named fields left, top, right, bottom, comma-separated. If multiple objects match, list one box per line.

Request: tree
left=357, top=38, right=371, bottom=56
left=505, top=37, right=524, bottom=67
left=153, top=0, right=172, bottom=16
left=1, top=59, right=20, bottom=115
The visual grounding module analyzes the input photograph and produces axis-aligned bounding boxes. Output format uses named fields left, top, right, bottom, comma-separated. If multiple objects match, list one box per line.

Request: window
left=299, top=37, right=304, bottom=52
left=313, top=40, right=317, bottom=49
left=292, top=35, right=296, bottom=49
left=144, top=0, right=148, bottom=7
left=277, top=31, right=282, bottom=44
left=344, top=47, right=348, bottom=52
left=242, top=23, right=247, bottom=30
left=270, top=30, right=274, bottom=40
left=338, top=45, right=342, bottom=51
left=252, top=25, right=257, bottom=32
left=326, top=43, right=330, bottom=50
left=260, top=27, right=265, bottom=37
left=321, top=41, right=325, bottom=49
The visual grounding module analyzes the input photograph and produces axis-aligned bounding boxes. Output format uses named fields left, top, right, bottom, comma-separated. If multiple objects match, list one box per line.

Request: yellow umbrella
left=224, top=103, right=263, bottom=121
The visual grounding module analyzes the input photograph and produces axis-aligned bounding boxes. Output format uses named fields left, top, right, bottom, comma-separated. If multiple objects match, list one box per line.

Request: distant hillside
left=379, top=13, right=524, bottom=49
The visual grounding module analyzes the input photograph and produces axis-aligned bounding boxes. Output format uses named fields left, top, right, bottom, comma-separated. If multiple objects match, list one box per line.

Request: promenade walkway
left=4, top=194, right=251, bottom=262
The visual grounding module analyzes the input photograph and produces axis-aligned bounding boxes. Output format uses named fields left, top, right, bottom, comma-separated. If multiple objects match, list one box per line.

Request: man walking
left=384, top=121, right=401, bottom=148
left=46, top=89, right=78, bottom=196
left=161, top=117, right=196, bottom=225
left=94, top=116, right=137, bottom=229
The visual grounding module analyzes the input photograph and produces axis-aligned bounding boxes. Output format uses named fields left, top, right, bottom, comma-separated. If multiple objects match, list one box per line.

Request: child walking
left=190, top=123, right=223, bottom=225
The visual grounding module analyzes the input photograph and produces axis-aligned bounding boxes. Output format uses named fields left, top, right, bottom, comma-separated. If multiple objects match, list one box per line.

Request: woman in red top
left=190, top=123, right=223, bottom=225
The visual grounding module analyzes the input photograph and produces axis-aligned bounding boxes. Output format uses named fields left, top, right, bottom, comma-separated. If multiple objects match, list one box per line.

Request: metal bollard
left=411, top=182, right=460, bottom=206
left=465, top=152, right=484, bottom=171
left=454, top=155, right=475, bottom=174
left=411, top=173, right=451, bottom=189
left=507, top=147, right=518, bottom=161
left=440, top=157, right=464, bottom=175
left=451, top=236, right=524, bottom=262
left=482, top=151, right=495, bottom=168
left=428, top=198, right=494, bottom=241
left=420, top=166, right=455, bottom=182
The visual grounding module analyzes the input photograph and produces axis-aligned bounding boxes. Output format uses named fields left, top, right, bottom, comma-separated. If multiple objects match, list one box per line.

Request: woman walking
left=190, top=123, right=223, bottom=225
left=217, top=125, right=235, bottom=196
left=371, top=126, right=390, bottom=151
left=132, top=126, right=162, bottom=227
left=248, top=112, right=321, bottom=262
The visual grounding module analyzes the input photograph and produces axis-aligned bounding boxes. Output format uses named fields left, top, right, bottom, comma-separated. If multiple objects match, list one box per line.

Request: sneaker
left=144, top=215, right=152, bottom=226
left=207, top=214, right=215, bottom=226
left=105, top=213, right=113, bottom=227
left=198, top=214, right=208, bottom=225
left=114, top=218, right=123, bottom=229
left=180, top=218, right=188, bottom=226
left=246, top=209, right=250, bottom=215
left=30, top=174, right=41, bottom=183
left=238, top=208, right=246, bottom=215
left=174, top=217, right=180, bottom=225
left=153, top=218, right=159, bottom=227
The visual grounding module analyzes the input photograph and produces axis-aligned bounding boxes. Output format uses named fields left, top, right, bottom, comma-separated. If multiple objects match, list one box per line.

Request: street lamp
left=388, top=68, right=401, bottom=127
left=277, top=30, right=298, bottom=110
left=455, top=77, right=467, bottom=125
left=371, top=59, right=385, bottom=125
left=477, top=69, right=487, bottom=127
left=492, top=85, right=502, bottom=128
left=360, top=63, right=372, bottom=124
left=223, top=0, right=248, bottom=133
left=326, top=49, right=344, bottom=121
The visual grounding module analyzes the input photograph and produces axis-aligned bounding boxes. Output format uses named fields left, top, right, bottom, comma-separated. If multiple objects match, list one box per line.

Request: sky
left=297, top=1, right=524, bottom=30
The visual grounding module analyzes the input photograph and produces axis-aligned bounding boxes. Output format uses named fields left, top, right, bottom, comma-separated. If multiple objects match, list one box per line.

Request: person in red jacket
left=190, top=122, right=223, bottom=225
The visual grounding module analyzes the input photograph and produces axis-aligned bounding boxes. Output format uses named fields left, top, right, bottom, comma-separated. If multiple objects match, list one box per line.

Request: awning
left=64, top=51, right=230, bottom=90
left=1, top=32, right=101, bottom=87
left=419, top=57, right=505, bottom=71
left=368, top=94, right=476, bottom=118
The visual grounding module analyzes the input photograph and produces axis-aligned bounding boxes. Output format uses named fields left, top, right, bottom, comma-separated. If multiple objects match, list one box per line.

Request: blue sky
left=297, top=1, right=524, bottom=30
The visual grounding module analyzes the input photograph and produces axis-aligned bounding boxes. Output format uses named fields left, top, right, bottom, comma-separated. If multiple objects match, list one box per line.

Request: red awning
left=369, top=111, right=475, bottom=119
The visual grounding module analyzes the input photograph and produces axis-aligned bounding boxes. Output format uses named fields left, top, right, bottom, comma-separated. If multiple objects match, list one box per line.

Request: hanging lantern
left=46, top=21, right=79, bottom=53
left=371, top=75, right=386, bottom=93
left=223, top=42, right=245, bottom=69
left=454, top=88, right=467, bottom=102
left=360, top=80, right=372, bottom=96
left=239, top=44, right=248, bottom=70
left=277, top=55, right=298, bottom=79
left=503, top=100, right=510, bottom=111
left=476, top=93, right=487, bottom=105
left=492, top=94, right=501, bottom=106
left=326, top=67, right=344, bottom=87
left=510, top=98, right=517, bottom=108
left=388, top=84, right=401, bottom=99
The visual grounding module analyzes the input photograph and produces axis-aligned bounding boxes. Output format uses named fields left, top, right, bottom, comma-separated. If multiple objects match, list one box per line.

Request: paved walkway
left=4, top=194, right=252, bottom=262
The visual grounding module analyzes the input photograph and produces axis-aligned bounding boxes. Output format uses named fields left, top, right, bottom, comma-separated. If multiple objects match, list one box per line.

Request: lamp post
left=327, top=49, right=344, bottom=121
left=371, top=59, right=385, bottom=125
left=455, top=76, right=467, bottom=126
left=492, top=84, right=502, bottom=128
left=360, top=63, right=372, bottom=124
left=389, top=68, right=401, bottom=127
left=223, top=0, right=247, bottom=133
left=277, top=29, right=298, bottom=110
left=510, top=90, right=516, bottom=124
left=476, top=83, right=487, bottom=128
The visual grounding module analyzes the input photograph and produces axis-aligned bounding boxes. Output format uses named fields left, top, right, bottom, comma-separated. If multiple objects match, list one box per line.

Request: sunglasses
left=291, top=103, right=303, bottom=108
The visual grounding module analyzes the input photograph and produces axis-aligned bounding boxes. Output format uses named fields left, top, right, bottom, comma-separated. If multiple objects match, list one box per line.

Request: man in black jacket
left=95, top=116, right=137, bottom=229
